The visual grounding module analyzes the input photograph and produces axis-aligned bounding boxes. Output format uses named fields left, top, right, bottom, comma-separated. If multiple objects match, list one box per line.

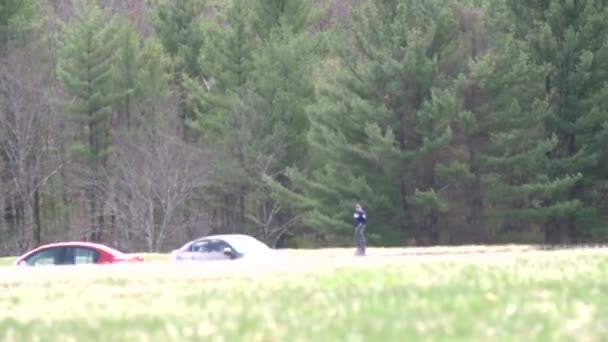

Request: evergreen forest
left=1, top=0, right=608, bottom=255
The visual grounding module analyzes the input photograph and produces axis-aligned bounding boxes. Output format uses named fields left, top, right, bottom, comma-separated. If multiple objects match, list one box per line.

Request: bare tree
left=0, top=39, right=61, bottom=253
left=106, top=124, right=210, bottom=252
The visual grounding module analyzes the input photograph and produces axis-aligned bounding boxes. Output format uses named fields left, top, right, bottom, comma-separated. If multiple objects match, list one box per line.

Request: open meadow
left=1, top=246, right=607, bottom=341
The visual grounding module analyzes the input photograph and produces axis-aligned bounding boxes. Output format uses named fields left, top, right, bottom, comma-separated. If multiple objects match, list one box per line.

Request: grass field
left=1, top=246, right=607, bottom=341
left=0, top=256, right=15, bottom=266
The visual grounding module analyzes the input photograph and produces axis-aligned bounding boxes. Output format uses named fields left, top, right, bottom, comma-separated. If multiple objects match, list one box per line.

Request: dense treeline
left=1, top=0, right=607, bottom=255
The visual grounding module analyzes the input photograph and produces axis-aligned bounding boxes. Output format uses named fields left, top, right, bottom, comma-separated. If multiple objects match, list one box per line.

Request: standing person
left=353, top=203, right=367, bottom=256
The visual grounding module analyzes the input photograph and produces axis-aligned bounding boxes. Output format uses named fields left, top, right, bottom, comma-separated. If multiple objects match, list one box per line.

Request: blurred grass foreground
left=0, top=246, right=607, bottom=341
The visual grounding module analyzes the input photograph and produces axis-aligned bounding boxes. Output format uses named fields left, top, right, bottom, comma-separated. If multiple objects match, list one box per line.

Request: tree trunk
left=148, top=197, right=155, bottom=252
left=545, top=216, right=570, bottom=244
left=467, top=137, right=484, bottom=241
left=60, top=144, right=71, bottom=239
left=33, top=187, right=42, bottom=246
left=87, top=187, right=98, bottom=241
left=15, top=196, right=27, bottom=252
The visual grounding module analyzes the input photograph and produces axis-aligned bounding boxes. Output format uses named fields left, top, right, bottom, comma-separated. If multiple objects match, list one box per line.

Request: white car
left=170, top=234, right=273, bottom=261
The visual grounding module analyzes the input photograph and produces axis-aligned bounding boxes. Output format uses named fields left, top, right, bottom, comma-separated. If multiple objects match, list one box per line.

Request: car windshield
left=222, top=235, right=270, bottom=254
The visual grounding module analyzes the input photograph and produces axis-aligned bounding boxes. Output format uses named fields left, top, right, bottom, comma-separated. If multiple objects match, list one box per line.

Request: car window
left=189, top=240, right=211, bottom=253
left=60, top=247, right=75, bottom=265
left=188, top=240, right=231, bottom=253
left=74, top=247, right=100, bottom=264
left=208, top=239, right=231, bottom=252
left=25, top=248, right=60, bottom=266
left=223, top=236, right=270, bottom=254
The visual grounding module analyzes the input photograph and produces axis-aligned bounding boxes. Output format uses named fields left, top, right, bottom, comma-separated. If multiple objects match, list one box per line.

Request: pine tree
left=251, top=24, right=316, bottom=168
left=187, top=0, right=257, bottom=233
left=152, top=0, right=206, bottom=140
left=506, top=0, right=608, bottom=242
left=246, top=0, right=323, bottom=244
left=247, top=0, right=321, bottom=168
left=449, top=30, right=582, bottom=242
left=268, top=0, right=462, bottom=246
left=137, top=37, right=171, bottom=128
left=112, top=19, right=170, bottom=131
left=112, top=18, right=141, bottom=131
left=189, top=0, right=256, bottom=140
left=187, top=0, right=322, bottom=243
left=252, top=0, right=319, bottom=38
left=576, top=56, right=608, bottom=240
left=57, top=0, right=120, bottom=241
left=0, top=0, right=40, bottom=55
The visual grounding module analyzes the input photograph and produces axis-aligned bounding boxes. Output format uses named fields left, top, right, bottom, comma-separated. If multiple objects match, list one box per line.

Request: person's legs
left=355, top=223, right=366, bottom=256
left=354, top=226, right=360, bottom=255
left=360, top=224, right=366, bottom=254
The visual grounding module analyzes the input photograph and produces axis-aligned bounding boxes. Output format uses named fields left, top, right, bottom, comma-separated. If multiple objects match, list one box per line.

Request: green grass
left=0, top=256, right=15, bottom=266
left=133, top=253, right=169, bottom=263
left=0, top=247, right=607, bottom=341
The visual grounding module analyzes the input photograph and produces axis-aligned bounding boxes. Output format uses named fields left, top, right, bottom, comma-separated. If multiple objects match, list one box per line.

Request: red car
left=14, top=241, right=144, bottom=266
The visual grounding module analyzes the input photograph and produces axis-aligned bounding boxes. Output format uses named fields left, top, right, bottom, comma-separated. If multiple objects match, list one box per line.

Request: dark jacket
left=353, top=209, right=367, bottom=226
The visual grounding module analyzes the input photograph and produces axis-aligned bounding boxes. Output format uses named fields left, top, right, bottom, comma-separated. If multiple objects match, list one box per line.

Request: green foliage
left=272, top=0, right=463, bottom=245
left=252, top=0, right=322, bottom=38
left=187, top=0, right=322, bottom=244
left=189, top=0, right=256, bottom=141
left=137, top=38, right=171, bottom=122
left=506, top=0, right=608, bottom=241
left=250, top=23, right=317, bottom=167
left=0, top=0, right=40, bottom=49
left=152, top=0, right=207, bottom=139
left=407, top=189, right=449, bottom=216
left=112, top=19, right=141, bottom=129
left=186, top=0, right=261, bottom=238
left=206, top=0, right=255, bottom=90
left=113, top=18, right=170, bottom=130
left=464, top=34, right=581, bottom=229
left=4, top=0, right=608, bottom=249
left=57, top=0, right=120, bottom=165
left=435, top=161, right=476, bottom=185
left=152, top=0, right=206, bottom=79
